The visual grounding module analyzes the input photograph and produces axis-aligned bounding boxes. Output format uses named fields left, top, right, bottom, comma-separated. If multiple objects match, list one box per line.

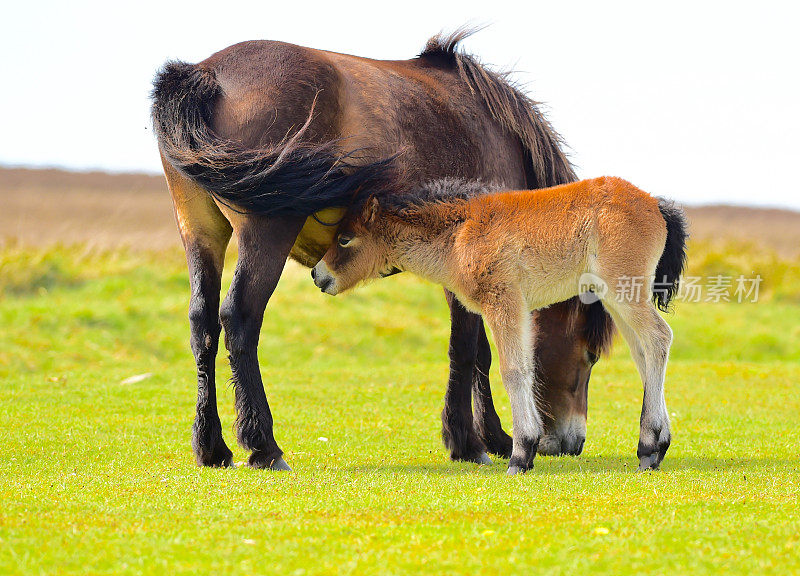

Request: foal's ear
left=362, top=196, right=381, bottom=227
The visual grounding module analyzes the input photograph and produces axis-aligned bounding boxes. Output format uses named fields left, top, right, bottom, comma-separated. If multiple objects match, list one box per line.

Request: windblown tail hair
left=653, top=198, right=689, bottom=312
left=151, top=61, right=399, bottom=217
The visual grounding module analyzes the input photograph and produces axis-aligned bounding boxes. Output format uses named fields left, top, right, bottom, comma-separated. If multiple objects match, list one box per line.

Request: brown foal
left=313, top=177, right=688, bottom=473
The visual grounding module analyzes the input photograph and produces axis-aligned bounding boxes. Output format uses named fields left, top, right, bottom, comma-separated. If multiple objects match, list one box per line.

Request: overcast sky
left=1, top=1, right=798, bottom=208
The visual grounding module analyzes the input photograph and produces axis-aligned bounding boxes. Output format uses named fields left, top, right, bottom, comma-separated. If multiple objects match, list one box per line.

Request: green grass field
left=1, top=245, right=799, bottom=575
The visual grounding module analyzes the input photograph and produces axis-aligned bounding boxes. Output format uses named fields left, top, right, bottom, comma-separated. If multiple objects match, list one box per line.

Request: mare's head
left=312, top=197, right=400, bottom=295
left=534, top=299, right=614, bottom=455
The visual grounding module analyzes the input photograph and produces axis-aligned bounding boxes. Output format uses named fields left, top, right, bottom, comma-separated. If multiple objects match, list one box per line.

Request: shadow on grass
left=346, top=455, right=800, bottom=476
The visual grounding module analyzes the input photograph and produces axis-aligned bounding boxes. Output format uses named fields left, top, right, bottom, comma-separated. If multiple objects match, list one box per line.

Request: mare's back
left=200, top=39, right=529, bottom=187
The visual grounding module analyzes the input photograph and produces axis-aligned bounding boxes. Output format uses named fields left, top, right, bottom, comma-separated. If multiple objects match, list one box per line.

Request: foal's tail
left=653, top=198, right=689, bottom=312
left=151, top=61, right=399, bottom=217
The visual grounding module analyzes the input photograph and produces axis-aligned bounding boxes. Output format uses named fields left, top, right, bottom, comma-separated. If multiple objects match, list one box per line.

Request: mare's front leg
left=441, top=291, right=492, bottom=464
left=481, top=292, right=543, bottom=475
left=219, top=215, right=305, bottom=470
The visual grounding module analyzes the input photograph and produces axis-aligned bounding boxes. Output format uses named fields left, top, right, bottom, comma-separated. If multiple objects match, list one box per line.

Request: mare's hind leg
left=441, top=291, right=492, bottom=464
left=472, top=321, right=513, bottom=458
left=186, top=239, right=233, bottom=467
left=219, top=215, right=306, bottom=470
left=164, top=159, right=234, bottom=467
left=604, top=301, right=672, bottom=470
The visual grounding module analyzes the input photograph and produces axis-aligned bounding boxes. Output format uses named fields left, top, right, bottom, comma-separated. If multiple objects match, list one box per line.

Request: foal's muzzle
left=311, top=262, right=338, bottom=295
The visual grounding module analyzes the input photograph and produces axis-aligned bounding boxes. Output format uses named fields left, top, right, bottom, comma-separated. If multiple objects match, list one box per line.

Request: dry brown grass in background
left=687, top=205, right=800, bottom=258
left=0, top=167, right=176, bottom=250
left=2, top=167, right=799, bottom=301
left=3, top=167, right=799, bottom=255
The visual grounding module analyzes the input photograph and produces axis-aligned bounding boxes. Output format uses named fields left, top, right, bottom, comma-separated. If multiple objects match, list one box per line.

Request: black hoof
left=192, top=424, right=234, bottom=467
left=637, top=431, right=671, bottom=471
left=473, top=452, right=493, bottom=465
left=442, top=421, right=490, bottom=464
left=637, top=453, right=660, bottom=471
left=506, top=437, right=538, bottom=475
left=247, top=450, right=292, bottom=471
left=195, top=447, right=234, bottom=468
left=268, top=457, right=292, bottom=471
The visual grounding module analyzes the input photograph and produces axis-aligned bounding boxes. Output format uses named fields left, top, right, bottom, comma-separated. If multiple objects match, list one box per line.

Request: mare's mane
left=418, top=27, right=577, bottom=189
left=419, top=28, right=614, bottom=356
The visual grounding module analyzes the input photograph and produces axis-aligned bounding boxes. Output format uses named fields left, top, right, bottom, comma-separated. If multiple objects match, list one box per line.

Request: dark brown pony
left=151, top=29, right=614, bottom=470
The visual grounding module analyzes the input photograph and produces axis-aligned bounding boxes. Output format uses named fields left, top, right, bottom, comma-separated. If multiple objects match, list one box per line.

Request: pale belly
left=521, top=268, right=585, bottom=311
left=288, top=207, right=345, bottom=268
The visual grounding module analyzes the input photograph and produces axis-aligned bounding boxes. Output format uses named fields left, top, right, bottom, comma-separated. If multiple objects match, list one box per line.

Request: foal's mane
left=419, top=27, right=577, bottom=188
left=377, top=178, right=498, bottom=216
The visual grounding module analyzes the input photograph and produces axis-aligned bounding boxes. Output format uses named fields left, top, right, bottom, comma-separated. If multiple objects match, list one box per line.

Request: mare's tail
left=151, top=61, right=398, bottom=217
left=653, top=198, right=689, bottom=311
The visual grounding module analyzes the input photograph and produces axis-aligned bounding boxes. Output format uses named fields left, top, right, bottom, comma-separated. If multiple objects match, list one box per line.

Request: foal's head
left=312, top=197, right=400, bottom=295
left=312, top=179, right=489, bottom=295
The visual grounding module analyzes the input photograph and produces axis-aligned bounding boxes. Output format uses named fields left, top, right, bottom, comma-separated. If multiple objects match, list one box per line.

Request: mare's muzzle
left=538, top=413, right=587, bottom=456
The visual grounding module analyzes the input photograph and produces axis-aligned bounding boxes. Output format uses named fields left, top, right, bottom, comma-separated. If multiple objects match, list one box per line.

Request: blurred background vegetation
left=3, top=166, right=800, bottom=302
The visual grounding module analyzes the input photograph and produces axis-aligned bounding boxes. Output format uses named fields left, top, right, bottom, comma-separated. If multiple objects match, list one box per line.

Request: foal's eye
left=338, top=235, right=353, bottom=248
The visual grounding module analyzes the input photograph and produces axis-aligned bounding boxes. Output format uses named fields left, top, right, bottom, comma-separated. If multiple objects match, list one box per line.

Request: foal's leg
left=604, top=301, right=672, bottom=470
left=482, top=294, right=543, bottom=475
left=472, top=321, right=513, bottom=458
left=219, top=215, right=306, bottom=470
left=441, top=291, right=492, bottom=464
